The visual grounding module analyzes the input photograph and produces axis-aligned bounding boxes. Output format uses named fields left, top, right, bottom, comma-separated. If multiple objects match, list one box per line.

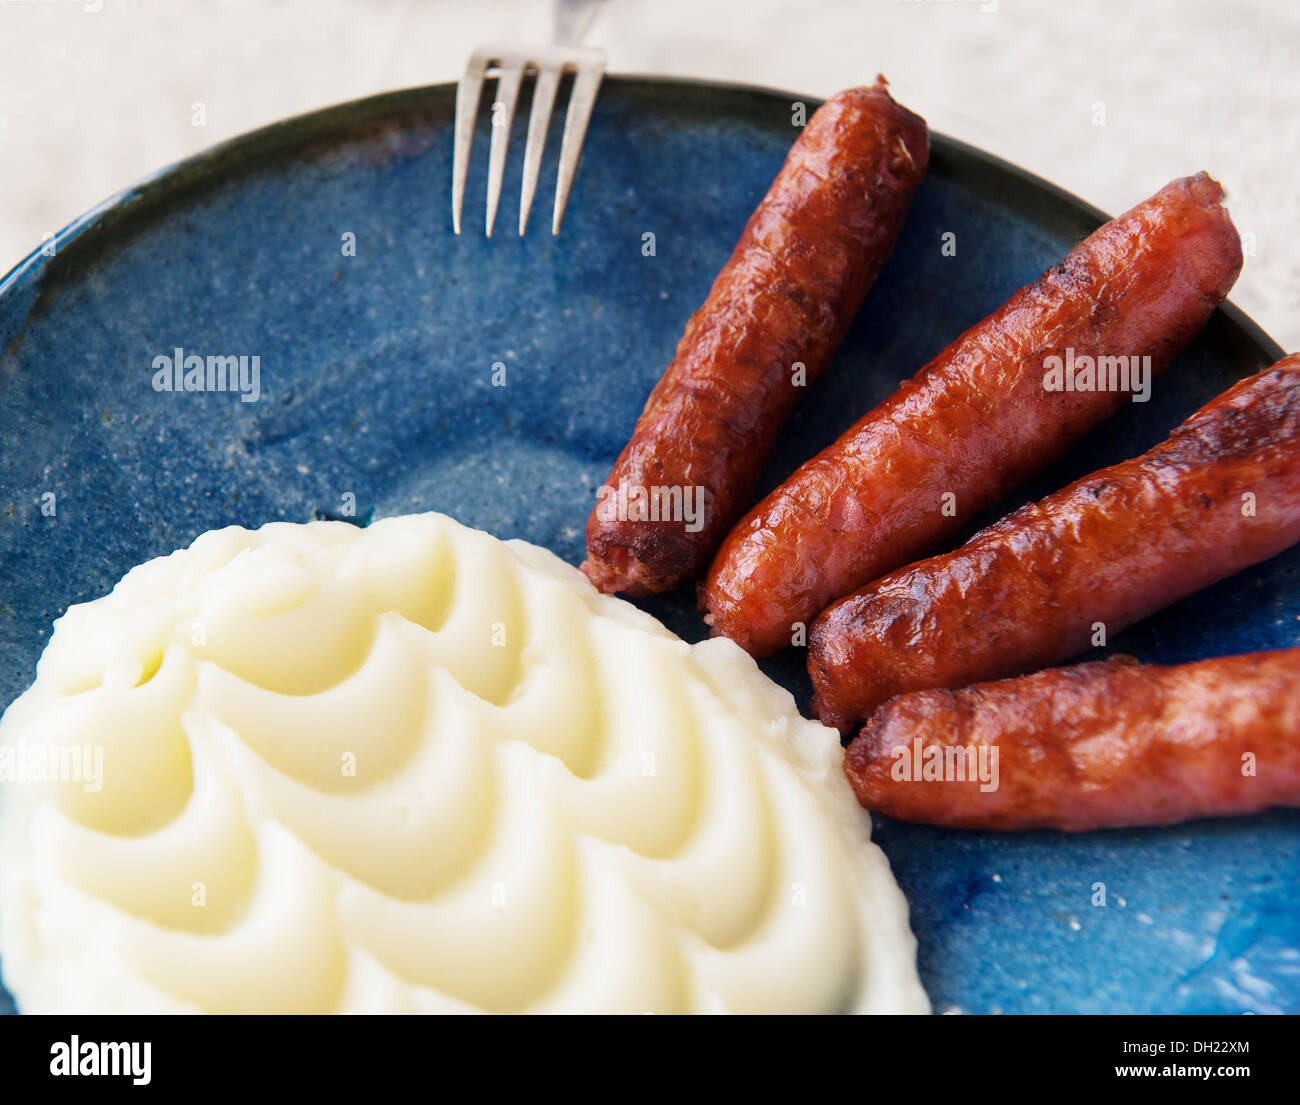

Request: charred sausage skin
left=810, top=356, right=1300, bottom=730
left=582, top=79, right=929, bottom=596
left=844, top=648, right=1300, bottom=832
left=704, top=173, right=1243, bottom=655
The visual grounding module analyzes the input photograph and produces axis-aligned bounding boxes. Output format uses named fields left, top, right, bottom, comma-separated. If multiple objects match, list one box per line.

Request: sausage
left=581, top=78, right=929, bottom=596
left=703, top=173, right=1244, bottom=655
left=843, top=648, right=1300, bottom=832
left=809, top=356, right=1300, bottom=730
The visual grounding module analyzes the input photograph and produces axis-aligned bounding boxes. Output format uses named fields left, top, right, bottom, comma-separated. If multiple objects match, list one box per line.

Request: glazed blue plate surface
left=1, top=77, right=1296, bottom=1014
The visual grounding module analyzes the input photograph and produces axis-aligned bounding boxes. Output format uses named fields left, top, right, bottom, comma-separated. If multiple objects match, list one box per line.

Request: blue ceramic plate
left=1, top=77, right=1296, bottom=1015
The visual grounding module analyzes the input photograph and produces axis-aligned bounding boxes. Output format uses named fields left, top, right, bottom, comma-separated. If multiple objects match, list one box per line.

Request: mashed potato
left=0, top=513, right=927, bottom=1013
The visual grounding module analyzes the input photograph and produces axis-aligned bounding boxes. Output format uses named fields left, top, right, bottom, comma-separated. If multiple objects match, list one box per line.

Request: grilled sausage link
left=582, top=78, right=929, bottom=596
left=844, top=648, right=1300, bottom=832
left=810, top=356, right=1300, bottom=730
left=703, top=173, right=1243, bottom=655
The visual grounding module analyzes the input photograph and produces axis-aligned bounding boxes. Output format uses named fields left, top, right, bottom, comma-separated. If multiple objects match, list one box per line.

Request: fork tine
left=518, top=61, right=561, bottom=237
left=452, top=51, right=490, bottom=236
left=552, top=51, right=605, bottom=235
left=485, top=57, right=525, bottom=239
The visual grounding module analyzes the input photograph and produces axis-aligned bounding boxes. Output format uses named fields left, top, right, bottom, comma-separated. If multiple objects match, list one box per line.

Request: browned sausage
left=581, top=78, right=929, bottom=596
left=703, top=173, right=1243, bottom=655
left=844, top=648, right=1300, bottom=832
left=809, top=356, right=1300, bottom=730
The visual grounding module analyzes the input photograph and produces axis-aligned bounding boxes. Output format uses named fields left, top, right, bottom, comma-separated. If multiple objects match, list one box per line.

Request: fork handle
left=554, top=0, right=606, bottom=45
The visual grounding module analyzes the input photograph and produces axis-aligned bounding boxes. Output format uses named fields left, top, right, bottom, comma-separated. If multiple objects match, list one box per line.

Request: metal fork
left=452, top=0, right=608, bottom=237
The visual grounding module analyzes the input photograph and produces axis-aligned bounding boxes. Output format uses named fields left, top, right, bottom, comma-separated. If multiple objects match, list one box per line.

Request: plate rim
left=0, top=74, right=1286, bottom=366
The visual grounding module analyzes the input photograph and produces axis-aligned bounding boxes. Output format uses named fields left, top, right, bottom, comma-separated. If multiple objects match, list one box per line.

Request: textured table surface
left=1, top=0, right=1297, bottom=352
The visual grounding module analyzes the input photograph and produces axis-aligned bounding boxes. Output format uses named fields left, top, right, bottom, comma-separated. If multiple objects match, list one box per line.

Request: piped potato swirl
left=0, top=513, right=926, bottom=1014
